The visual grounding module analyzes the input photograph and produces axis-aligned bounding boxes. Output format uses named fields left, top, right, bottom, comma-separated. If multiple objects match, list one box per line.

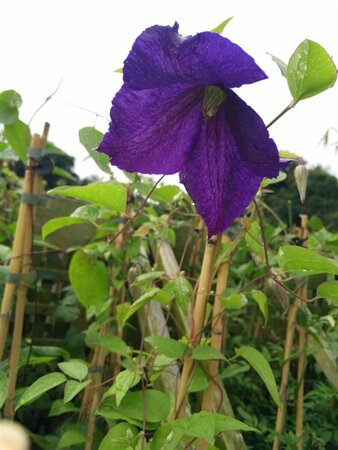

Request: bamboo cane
left=295, top=215, right=308, bottom=450
left=157, top=236, right=245, bottom=450
left=4, top=130, right=48, bottom=418
left=201, top=236, right=230, bottom=412
left=197, top=236, right=230, bottom=450
left=273, top=216, right=308, bottom=450
left=175, top=234, right=221, bottom=419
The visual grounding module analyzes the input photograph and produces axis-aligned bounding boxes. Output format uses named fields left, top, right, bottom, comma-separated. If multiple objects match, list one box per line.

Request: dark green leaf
left=57, top=430, right=88, bottom=449
left=287, top=39, right=337, bottom=100
left=235, top=346, right=280, bottom=406
left=52, top=166, right=77, bottom=182
left=49, top=399, right=80, bottom=417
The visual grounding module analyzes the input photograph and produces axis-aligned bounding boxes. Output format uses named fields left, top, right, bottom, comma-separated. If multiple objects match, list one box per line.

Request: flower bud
left=0, top=420, right=30, bottom=450
left=294, top=164, right=308, bottom=204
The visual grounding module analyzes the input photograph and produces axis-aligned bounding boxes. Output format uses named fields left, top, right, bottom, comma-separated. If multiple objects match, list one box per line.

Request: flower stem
left=266, top=100, right=298, bottom=129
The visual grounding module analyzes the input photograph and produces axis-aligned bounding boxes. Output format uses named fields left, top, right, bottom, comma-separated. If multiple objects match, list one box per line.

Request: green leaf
left=173, top=276, right=193, bottom=315
left=49, top=399, right=80, bottom=417
left=64, top=380, right=91, bottom=403
left=71, top=204, right=100, bottom=222
left=287, top=39, right=337, bottom=101
left=245, top=221, right=264, bottom=258
left=151, top=185, right=181, bottom=204
left=79, top=127, right=111, bottom=173
left=151, top=423, right=184, bottom=450
left=16, top=372, right=66, bottom=410
left=317, top=281, right=338, bottom=302
left=58, top=360, right=88, bottom=381
left=178, top=411, right=215, bottom=443
left=221, top=293, right=248, bottom=310
left=261, top=171, right=287, bottom=187
left=213, top=413, right=259, bottom=433
left=99, top=423, right=138, bottom=450
left=116, top=390, right=171, bottom=422
left=4, top=120, right=31, bottom=163
left=278, top=246, right=338, bottom=276
left=49, top=182, right=126, bottom=212
left=42, top=217, right=90, bottom=240
left=69, top=251, right=109, bottom=309
left=123, top=288, right=162, bottom=323
left=0, top=90, right=22, bottom=124
left=267, top=53, right=287, bottom=77
left=235, top=346, right=280, bottom=406
left=0, top=371, right=8, bottom=408
left=57, top=429, right=88, bottom=449
left=220, top=363, right=250, bottom=380
left=211, top=17, right=233, bottom=34
left=98, top=334, right=129, bottom=356
left=251, top=290, right=268, bottom=325
left=52, top=166, right=77, bottom=182
left=145, top=336, right=187, bottom=359
left=105, top=369, right=141, bottom=406
left=188, top=364, right=209, bottom=393
left=192, top=346, right=226, bottom=361
left=133, top=271, right=165, bottom=286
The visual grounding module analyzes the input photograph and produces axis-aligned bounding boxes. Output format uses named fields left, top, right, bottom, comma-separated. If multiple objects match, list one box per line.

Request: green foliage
left=287, top=39, right=337, bottom=101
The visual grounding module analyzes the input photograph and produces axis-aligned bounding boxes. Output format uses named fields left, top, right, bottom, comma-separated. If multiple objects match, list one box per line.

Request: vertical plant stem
left=197, top=236, right=230, bottom=450
left=175, top=234, right=221, bottom=419
left=201, top=235, right=230, bottom=412
left=3, top=131, right=46, bottom=417
left=273, top=301, right=298, bottom=450
left=0, top=172, right=34, bottom=360
left=273, top=215, right=308, bottom=450
left=295, top=215, right=308, bottom=450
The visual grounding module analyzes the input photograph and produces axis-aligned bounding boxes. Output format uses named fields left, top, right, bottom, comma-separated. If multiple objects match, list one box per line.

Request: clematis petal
left=124, top=23, right=267, bottom=90
left=179, top=106, right=266, bottom=235
left=224, top=90, right=280, bottom=178
left=98, top=83, right=204, bottom=174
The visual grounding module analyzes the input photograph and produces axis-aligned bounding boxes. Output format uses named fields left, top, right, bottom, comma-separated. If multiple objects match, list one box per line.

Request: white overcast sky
left=1, top=0, right=338, bottom=179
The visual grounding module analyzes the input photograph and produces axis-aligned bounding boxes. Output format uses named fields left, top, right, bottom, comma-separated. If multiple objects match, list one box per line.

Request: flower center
left=202, top=86, right=227, bottom=118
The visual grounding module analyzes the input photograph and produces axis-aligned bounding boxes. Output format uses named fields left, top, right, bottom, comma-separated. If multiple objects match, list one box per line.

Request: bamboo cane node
left=28, top=148, right=44, bottom=160
left=5, top=271, right=36, bottom=285
left=89, top=365, right=105, bottom=374
left=20, top=193, right=46, bottom=206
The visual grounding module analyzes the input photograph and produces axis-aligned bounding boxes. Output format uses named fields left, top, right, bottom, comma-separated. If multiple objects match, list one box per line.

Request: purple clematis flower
left=98, top=23, right=282, bottom=235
